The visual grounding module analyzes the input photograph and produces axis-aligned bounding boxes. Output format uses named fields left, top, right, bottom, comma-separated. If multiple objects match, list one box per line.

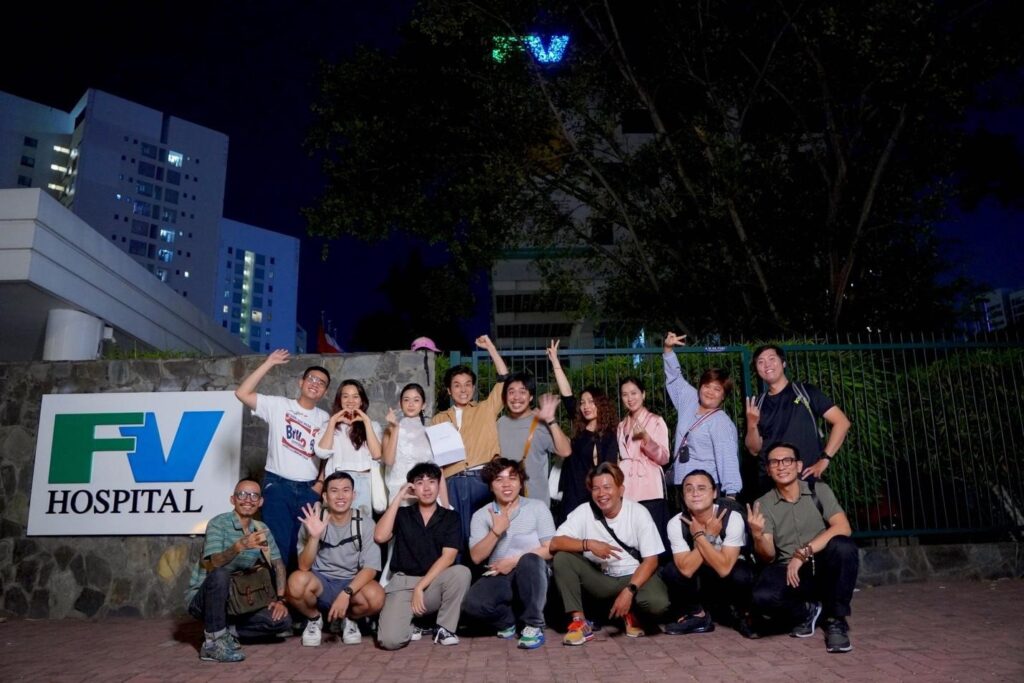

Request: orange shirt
left=431, top=382, right=505, bottom=475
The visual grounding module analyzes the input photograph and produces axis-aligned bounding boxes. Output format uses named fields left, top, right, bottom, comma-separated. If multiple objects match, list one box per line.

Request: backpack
left=756, top=381, right=825, bottom=440
left=319, top=509, right=363, bottom=553
left=679, top=497, right=754, bottom=563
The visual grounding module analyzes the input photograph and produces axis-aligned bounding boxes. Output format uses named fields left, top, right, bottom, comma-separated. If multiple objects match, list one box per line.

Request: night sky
left=1, top=2, right=1020, bottom=351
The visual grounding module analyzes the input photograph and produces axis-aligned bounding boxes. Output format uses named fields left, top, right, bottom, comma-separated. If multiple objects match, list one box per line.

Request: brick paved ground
left=2, top=579, right=1021, bottom=682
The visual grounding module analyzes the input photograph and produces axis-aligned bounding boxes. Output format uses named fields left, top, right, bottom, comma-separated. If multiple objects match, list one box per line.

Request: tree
left=305, top=0, right=1020, bottom=339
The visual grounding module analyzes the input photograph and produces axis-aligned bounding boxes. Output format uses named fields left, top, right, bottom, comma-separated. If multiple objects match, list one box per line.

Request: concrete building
left=0, top=188, right=247, bottom=360
left=976, top=289, right=1010, bottom=332
left=215, top=218, right=299, bottom=353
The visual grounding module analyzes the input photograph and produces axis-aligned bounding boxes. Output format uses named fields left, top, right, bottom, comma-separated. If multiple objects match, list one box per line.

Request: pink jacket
left=616, top=411, right=671, bottom=502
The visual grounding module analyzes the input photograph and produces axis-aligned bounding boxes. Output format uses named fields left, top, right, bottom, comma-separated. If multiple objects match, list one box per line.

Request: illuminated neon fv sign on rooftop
left=492, top=35, right=570, bottom=63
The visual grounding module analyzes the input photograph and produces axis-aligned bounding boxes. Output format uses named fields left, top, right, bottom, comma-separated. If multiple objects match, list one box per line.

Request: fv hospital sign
left=28, top=391, right=242, bottom=536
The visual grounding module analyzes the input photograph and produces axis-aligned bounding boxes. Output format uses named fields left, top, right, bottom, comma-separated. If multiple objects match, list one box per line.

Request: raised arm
left=662, top=332, right=696, bottom=412
left=477, top=334, right=508, bottom=377
left=547, top=339, right=573, bottom=398
left=235, top=349, right=290, bottom=410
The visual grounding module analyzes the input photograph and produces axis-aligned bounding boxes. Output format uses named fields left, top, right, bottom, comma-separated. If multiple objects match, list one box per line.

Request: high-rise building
left=975, top=289, right=1010, bottom=332
left=215, top=218, right=300, bottom=353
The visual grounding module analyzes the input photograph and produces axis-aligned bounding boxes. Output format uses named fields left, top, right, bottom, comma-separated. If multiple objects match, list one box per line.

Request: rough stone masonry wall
left=0, top=351, right=432, bottom=619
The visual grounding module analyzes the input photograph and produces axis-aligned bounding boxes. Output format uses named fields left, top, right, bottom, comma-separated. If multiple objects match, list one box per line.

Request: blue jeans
left=187, top=567, right=292, bottom=637
left=262, top=471, right=320, bottom=571
left=462, top=553, right=548, bottom=629
left=446, top=470, right=490, bottom=552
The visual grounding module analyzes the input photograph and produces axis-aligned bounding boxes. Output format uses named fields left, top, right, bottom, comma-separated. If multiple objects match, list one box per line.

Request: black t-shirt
left=560, top=395, right=619, bottom=512
left=756, top=382, right=834, bottom=471
left=390, top=504, right=462, bottom=576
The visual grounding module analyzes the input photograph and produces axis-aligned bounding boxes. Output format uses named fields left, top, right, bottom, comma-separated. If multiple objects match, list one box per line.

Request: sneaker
left=410, top=624, right=430, bottom=641
left=342, top=618, right=362, bottom=645
left=824, top=618, right=852, bottom=653
left=664, top=611, right=715, bottom=635
left=518, top=625, right=545, bottom=650
left=199, top=634, right=245, bottom=663
left=562, top=617, right=594, bottom=646
left=301, top=615, right=323, bottom=647
left=736, top=614, right=761, bottom=640
left=433, top=625, right=459, bottom=646
left=623, top=611, right=644, bottom=638
left=791, top=602, right=822, bottom=638
left=496, top=625, right=517, bottom=640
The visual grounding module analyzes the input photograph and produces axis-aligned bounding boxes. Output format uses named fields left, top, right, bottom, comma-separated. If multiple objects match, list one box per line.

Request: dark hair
left=443, top=364, right=476, bottom=390
left=752, top=345, right=786, bottom=370
left=332, top=379, right=370, bottom=450
left=766, top=441, right=801, bottom=461
left=501, top=371, right=536, bottom=407
left=586, top=461, right=624, bottom=490
left=572, top=386, right=616, bottom=438
left=681, top=469, right=718, bottom=491
left=618, top=376, right=646, bottom=394
left=399, top=383, right=427, bottom=425
left=481, top=457, right=528, bottom=487
left=303, top=365, right=331, bottom=386
left=323, top=471, right=355, bottom=490
left=233, top=477, right=261, bottom=493
left=698, top=368, right=734, bottom=398
left=407, top=462, right=442, bottom=483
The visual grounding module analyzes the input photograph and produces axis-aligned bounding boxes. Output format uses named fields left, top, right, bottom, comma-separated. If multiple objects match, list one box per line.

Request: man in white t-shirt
left=661, top=469, right=755, bottom=637
left=235, top=349, right=331, bottom=570
left=549, top=462, right=669, bottom=645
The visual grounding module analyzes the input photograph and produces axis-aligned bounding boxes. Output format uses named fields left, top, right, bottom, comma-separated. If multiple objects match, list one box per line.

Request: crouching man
left=375, top=463, right=471, bottom=649
left=749, top=443, right=859, bottom=653
left=185, top=478, right=291, bottom=662
left=549, top=462, right=669, bottom=645
left=288, top=472, right=384, bottom=647
left=463, top=457, right=555, bottom=649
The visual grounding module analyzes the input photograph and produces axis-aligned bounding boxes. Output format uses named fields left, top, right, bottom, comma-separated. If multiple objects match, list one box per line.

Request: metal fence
left=450, top=335, right=1024, bottom=541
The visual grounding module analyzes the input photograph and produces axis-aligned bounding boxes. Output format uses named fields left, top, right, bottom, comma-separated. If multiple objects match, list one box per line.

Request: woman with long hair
left=315, top=379, right=382, bottom=517
left=381, top=382, right=448, bottom=506
left=547, top=341, right=619, bottom=521
left=616, top=374, right=671, bottom=537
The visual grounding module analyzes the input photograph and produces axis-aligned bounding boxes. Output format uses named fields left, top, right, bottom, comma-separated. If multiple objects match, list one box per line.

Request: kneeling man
left=288, top=472, right=384, bottom=646
left=550, top=462, right=669, bottom=645
left=463, top=457, right=555, bottom=649
left=661, top=470, right=754, bottom=635
left=375, top=463, right=471, bottom=649
left=749, top=442, right=859, bottom=653
left=185, top=478, right=291, bottom=662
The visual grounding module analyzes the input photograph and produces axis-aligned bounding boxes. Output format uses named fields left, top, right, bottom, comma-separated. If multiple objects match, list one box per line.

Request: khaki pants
left=377, top=567, right=471, bottom=650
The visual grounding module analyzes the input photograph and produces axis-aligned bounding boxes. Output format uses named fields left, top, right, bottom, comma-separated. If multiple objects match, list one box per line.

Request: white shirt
left=667, top=504, right=746, bottom=554
left=314, top=420, right=383, bottom=473
left=253, top=394, right=329, bottom=481
left=386, top=417, right=434, bottom=499
left=555, top=498, right=664, bottom=577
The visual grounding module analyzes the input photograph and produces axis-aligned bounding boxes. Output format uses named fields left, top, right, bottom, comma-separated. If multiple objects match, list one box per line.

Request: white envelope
left=425, top=422, right=467, bottom=467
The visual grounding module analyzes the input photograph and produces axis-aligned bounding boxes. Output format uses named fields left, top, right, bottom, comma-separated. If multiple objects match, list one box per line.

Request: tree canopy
left=305, top=0, right=1020, bottom=340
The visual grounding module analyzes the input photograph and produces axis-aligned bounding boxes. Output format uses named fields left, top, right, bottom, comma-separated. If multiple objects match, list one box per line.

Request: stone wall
left=0, top=351, right=433, bottom=619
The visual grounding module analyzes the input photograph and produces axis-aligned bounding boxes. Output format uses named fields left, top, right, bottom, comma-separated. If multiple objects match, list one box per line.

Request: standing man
left=287, top=472, right=385, bottom=647
left=463, top=457, right=555, bottom=650
left=744, top=344, right=850, bottom=492
left=374, top=463, right=471, bottom=650
left=549, top=463, right=669, bottom=645
left=431, top=335, right=509, bottom=544
left=660, top=470, right=755, bottom=637
left=748, top=443, right=859, bottom=653
left=185, top=478, right=291, bottom=662
left=235, top=349, right=331, bottom=570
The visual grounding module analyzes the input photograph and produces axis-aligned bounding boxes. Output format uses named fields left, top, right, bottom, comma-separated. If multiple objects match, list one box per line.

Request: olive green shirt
left=756, top=480, right=843, bottom=562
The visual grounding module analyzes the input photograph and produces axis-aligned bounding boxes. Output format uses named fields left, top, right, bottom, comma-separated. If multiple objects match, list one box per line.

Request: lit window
left=156, top=249, right=174, bottom=263
left=155, top=268, right=168, bottom=282
left=50, top=164, right=68, bottom=173
left=183, top=271, right=190, bottom=278
left=47, top=183, right=65, bottom=192
left=222, top=305, right=229, bottom=314
left=167, top=151, right=184, bottom=167
left=159, top=228, right=176, bottom=243
left=53, top=145, right=71, bottom=154
left=252, top=310, right=263, bottom=323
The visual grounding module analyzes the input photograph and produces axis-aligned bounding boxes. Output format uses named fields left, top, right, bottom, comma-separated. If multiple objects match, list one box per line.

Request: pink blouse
left=616, top=411, right=671, bottom=502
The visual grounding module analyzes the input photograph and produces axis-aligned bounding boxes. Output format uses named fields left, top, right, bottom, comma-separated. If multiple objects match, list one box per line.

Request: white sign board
left=27, top=391, right=242, bottom=536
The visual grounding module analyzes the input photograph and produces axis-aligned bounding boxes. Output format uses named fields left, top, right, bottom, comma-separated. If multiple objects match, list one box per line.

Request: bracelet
left=490, top=528, right=502, bottom=539
left=546, top=419, right=558, bottom=427
left=693, top=530, right=706, bottom=541
left=582, top=539, right=589, bottom=552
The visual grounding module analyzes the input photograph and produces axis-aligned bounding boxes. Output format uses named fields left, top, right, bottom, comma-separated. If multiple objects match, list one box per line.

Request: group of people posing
left=186, top=334, right=859, bottom=662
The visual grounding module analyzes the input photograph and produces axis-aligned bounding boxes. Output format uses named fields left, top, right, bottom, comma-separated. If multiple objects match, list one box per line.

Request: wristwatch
left=820, top=451, right=833, bottom=461
left=626, top=583, right=639, bottom=595
left=343, top=586, right=354, bottom=596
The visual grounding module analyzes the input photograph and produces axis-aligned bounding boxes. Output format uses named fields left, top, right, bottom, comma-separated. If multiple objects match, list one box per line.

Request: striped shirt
left=184, top=511, right=281, bottom=605
left=469, top=496, right=556, bottom=562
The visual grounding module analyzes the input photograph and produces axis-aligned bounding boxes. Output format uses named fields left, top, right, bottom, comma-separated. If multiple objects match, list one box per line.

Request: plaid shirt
left=184, top=511, right=281, bottom=605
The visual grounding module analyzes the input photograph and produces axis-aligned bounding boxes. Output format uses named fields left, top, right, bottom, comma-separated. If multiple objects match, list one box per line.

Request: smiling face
left=400, top=388, right=425, bottom=418
left=447, top=372, right=476, bottom=408
left=339, top=384, right=362, bottom=413
left=580, top=391, right=598, bottom=425
left=298, top=371, right=329, bottom=406
left=411, top=474, right=440, bottom=506
left=755, top=349, right=786, bottom=384
left=589, top=473, right=624, bottom=516
left=766, top=445, right=801, bottom=486
left=323, top=476, right=354, bottom=516
left=620, top=381, right=645, bottom=415
left=504, top=380, right=533, bottom=418
left=681, top=472, right=716, bottom=515
left=490, top=466, right=522, bottom=505
left=231, top=480, right=263, bottom=519
left=698, top=380, right=726, bottom=410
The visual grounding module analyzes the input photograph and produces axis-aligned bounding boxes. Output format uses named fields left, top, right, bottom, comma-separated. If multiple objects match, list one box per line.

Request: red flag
left=317, top=322, right=342, bottom=353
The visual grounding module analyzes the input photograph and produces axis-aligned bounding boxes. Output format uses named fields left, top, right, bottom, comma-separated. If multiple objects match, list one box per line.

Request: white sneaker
left=301, top=615, right=323, bottom=647
left=409, top=625, right=425, bottom=641
left=433, top=626, right=459, bottom=646
left=342, top=618, right=362, bottom=645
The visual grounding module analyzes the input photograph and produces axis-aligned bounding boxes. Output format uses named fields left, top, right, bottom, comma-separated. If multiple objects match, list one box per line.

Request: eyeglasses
left=767, top=457, right=798, bottom=469
left=683, top=484, right=713, bottom=494
left=305, top=376, right=328, bottom=387
left=233, top=491, right=262, bottom=501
